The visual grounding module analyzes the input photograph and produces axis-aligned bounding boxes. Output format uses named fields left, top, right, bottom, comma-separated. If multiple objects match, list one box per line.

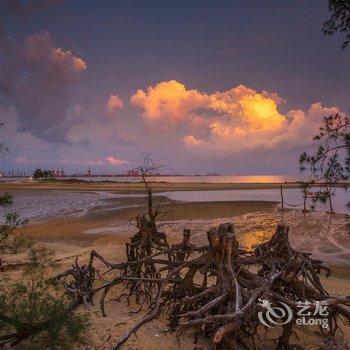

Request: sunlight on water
left=239, top=231, right=273, bottom=251
left=5, top=174, right=300, bottom=183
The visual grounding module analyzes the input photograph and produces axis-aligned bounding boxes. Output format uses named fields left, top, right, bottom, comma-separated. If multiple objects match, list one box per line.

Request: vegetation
left=299, top=113, right=350, bottom=212
left=33, top=169, right=54, bottom=180
left=0, top=192, right=88, bottom=348
left=323, top=0, right=350, bottom=49
left=0, top=193, right=31, bottom=253
left=133, top=155, right=166, bottom=229
left=297, top=180, right=315, bottom=212
left=0, top=124, right=88, bottom=348
left=0, top=246, right=88, bottom=348
left=0, top=195, right=88, bottom=348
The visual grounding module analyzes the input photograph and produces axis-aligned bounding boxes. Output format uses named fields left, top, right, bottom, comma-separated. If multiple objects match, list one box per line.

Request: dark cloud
left=0, top=0, right=63, bottom=19
left=0, top=30, right=86, bottom=142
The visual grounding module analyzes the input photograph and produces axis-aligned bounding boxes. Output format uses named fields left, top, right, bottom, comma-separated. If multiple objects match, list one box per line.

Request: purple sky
left=0, top=0, right=349, bottom=175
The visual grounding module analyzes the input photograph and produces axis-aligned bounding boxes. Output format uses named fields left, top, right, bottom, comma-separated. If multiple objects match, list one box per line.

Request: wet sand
left=3, top=192, right=350, bottom=349
left=17, top=197, right=278, bottom=245
left=1, top=179, right=348, bottom=193
left=0, top=180, right=306, bottom=192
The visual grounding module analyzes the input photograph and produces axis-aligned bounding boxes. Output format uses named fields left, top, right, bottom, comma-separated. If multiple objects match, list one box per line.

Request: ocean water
left=0, top=175, right=299, bottom=183
left=74, top=174, right=300, bottom=183
left=75, top=175, right=299, bottom=183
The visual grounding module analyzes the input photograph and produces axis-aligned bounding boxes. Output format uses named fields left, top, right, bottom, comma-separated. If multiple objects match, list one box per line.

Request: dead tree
left=134, top=155, right=166, bottom=229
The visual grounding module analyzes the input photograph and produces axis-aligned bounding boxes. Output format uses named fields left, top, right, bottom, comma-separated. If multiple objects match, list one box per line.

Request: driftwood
left=56, top=221, right=349, bottom=350
left=55, top=256, right=96, bottom=304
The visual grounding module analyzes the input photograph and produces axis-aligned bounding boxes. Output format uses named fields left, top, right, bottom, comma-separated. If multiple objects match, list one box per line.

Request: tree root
left=54, top=221, right=350, bottom=349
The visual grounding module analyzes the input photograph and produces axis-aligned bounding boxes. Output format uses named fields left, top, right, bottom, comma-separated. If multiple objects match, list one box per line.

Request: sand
left=0, top=180, right=306, bottom=193
left=1, top=188, right=350, bottom=349
left=1, top=178, right=348, bottom=193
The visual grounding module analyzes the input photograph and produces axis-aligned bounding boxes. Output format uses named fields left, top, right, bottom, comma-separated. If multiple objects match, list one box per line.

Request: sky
left=0, top=0, right=349, bottom=175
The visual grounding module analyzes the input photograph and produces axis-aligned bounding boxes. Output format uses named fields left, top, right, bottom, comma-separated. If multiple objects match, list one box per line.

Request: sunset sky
left=0, top=0, right=349, bottom=175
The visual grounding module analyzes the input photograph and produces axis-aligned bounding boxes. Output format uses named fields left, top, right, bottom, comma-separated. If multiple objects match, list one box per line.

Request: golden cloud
left=182, top=135, right=205, bottom=147
left=130, top=80, right=208, bottom=123
left=130, top=80, right=342, bottom=153
left=131, top=80, right=285, bottom=131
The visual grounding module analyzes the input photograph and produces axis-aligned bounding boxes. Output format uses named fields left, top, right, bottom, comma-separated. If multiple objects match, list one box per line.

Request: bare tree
left=133, top=155, right=165, bottom=229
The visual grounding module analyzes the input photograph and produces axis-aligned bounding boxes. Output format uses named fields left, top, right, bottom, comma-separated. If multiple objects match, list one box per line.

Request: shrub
left=0, top=193, right=31, bottom=253
left=0, top=246, right=88, bottom=348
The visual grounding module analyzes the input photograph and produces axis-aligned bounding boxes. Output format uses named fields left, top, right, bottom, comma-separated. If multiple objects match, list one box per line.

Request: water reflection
left=168, top=188, right=349, bottom=214
left=7, top=174, right=299, bottom=184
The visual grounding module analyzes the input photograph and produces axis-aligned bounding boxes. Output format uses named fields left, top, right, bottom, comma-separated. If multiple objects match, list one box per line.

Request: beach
left=1, top=182, right=349, bottom=349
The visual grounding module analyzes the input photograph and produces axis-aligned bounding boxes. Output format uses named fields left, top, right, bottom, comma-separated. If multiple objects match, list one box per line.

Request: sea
left=0, top=175, right=299, bottom=183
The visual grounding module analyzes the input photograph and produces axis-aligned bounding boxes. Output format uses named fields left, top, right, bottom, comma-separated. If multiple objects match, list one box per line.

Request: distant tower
left=60, top=167, right=64, bottom=177
left=87, top=165, right=91, bottom=176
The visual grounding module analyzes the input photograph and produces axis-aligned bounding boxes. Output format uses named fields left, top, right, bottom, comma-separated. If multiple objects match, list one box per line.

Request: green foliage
left=0, top=193, right=30, bottom=252
left=0, top=247, right=88, bottom=348
left=33, top=169, right=53, bottom=180
left=33, top=169, right=43, bottom=179
left=0, top=193, right=13, bottom=207
left=297, top=180, right=315, bottom=211
left=0, top=124, right=33, bottom=248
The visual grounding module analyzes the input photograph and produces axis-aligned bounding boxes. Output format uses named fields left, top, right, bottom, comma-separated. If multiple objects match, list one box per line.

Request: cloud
left=89, top=159, right=104, bottom=166
left=130, top=80, right=208, bottom=124
left=131, top=80, right=341, bottom=155
left=16, top=156, right=35, bottom=163
left=107, top=156, right=129, bottom=166
left=0, top=30, right=87, bottom=142
left=0, top=0, right=62, bottom=19
left=4, top=71, right=343, bottom=175
left=273, top=103, right=342, bottom=147
left=130, top=81, right=285, bottom=131
left=182, top=135, right=205, bottom=148
left=59, top=158, right=105, bottom=166
left=68, top=116, right=115, bottom=145
left=106, top=94, right=124, bottom=114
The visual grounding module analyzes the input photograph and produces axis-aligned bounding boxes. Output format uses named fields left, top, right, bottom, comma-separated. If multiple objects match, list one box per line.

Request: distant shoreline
left=0, top=179, right=348, bottom=192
